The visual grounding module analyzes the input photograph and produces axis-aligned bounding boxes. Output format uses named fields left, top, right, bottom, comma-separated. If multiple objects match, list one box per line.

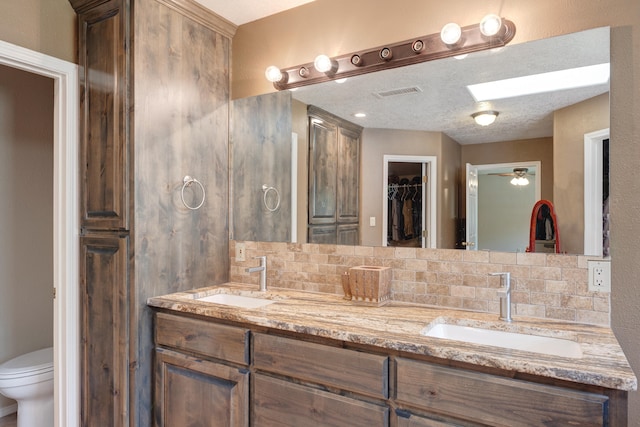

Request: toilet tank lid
left=0, top=347, right=53, bottom=374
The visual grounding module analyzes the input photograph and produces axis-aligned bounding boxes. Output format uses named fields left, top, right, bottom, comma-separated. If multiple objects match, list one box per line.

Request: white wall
left=478, top=174, right=535, bottom=252
left=0, top=64, right=54, bottom=412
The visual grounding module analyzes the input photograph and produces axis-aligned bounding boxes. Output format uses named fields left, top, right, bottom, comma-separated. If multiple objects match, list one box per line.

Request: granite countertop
left=147, top=283, right=637, bottom=391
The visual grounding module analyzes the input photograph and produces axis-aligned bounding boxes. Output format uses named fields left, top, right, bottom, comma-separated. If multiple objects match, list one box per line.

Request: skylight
left=467, top=63, right=610, bottom=101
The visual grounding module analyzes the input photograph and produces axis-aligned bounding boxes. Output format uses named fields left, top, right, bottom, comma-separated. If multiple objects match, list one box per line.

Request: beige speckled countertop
left=147, top=283, right=637, bottom=391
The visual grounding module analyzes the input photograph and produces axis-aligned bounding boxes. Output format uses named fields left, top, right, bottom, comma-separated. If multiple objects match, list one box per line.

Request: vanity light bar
left=269, top=18, right=516, bottom=90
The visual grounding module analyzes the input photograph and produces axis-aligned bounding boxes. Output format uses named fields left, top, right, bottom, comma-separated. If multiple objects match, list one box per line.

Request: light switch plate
left=235, top=242, right=246, bottom=262
left=369, top=216, right=376, bottom=227
left=588, top=260, right=611, bottom=292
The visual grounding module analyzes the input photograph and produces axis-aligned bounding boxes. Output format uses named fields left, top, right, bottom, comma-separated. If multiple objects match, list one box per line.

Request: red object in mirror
left=526, top=200, right=561, bottom=253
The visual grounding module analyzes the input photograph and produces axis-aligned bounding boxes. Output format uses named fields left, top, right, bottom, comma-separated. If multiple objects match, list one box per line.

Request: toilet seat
left=0, top=348, right=53, bottom=381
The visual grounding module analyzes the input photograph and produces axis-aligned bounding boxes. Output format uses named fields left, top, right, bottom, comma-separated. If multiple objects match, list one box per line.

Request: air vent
left=374, top=86, right=423, bottom=98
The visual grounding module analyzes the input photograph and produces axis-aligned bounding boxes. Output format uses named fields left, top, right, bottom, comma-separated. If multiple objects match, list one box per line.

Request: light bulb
left=314, top=54, right=334, bottom=73
left=265, top=65, right=284, bottom=83
left=510, top=177, right=518, bottom=186
left=440, top=23, right=462, bottom=45
left=480, top=14, right=502, bottom=37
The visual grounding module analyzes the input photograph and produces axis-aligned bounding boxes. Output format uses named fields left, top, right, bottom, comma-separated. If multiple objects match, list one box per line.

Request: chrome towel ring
left=181, top=175, right=206, bottom=210
left=262, top=184, right=280, bottom=212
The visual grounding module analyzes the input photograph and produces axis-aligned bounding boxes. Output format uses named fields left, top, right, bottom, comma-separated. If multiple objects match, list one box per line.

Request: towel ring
left=262, top=184, right=280, bottom=212
left=181, top=175, right=206, bottom=210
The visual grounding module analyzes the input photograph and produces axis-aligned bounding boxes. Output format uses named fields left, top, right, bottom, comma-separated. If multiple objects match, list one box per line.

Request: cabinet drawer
left=395, top=358, right=608, bottom=426
left=253, top=333, right=388, bottom=398
left=253, top=374, right=389, bottom=427
left=155, top=313, right=249, bottom=365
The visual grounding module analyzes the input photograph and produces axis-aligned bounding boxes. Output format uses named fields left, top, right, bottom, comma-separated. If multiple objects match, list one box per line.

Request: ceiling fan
left=488, top=167, right=534, bottom=186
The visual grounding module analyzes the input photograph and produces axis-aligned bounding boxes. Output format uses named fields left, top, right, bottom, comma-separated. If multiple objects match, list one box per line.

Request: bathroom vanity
left=148, top=284, right=636, bottom=426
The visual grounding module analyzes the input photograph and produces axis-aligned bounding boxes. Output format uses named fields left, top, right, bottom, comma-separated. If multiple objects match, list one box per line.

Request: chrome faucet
left=490, top=272, right=512, bottom=322
left=245, top=256, right=267, bottom=292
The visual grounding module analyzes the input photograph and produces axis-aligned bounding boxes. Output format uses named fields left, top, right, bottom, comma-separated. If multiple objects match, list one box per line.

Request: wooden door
left=155, top=348, right=249, bottom=427
left=308, top=114, right=338, bottom=224
left=80, top=233, right=129, bottom=427
left=76, top=0, right=129, bottom=231
left=336, top=126, right=360, bottom=224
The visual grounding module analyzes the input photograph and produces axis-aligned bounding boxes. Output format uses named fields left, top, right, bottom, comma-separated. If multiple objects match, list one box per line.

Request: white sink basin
left=421, top=323, right=583, bottom=359
left=197, top=293, right=276, bottom=309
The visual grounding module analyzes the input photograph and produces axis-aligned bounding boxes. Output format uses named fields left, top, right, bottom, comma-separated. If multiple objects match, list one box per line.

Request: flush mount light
left=440, top=23, right=462, bottom=45
left=314, top=54, right=338, bottom=73
left=335, top=78, right=348, bottom=84
left=479, top=14, right=503, bottom=37
left=354, top=112, right=367, bottom=118
left=471, top=110, right=499, bottom=126
left=264, top=65, right=285, bottom=83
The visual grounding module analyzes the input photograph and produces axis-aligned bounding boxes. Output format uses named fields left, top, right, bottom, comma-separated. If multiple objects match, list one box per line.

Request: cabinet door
left=308, top=116, right=338, bottom=224
left=77, top=0, right=129, bottom=230
left=253, top=374, right=388, bottom=427
left=337, top=223, right=359, bottom=245
left=155, top=348, right=249, bottom=427
left=395, top=410, right=471, bottom=427
left=308, top=224, right=337, bottom=244
left=80, top=233, right=129, bottom=427
left=336, top=126, right=360, bottom=224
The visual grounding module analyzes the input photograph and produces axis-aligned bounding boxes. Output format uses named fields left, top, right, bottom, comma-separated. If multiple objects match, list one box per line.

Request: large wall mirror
left=231, top=27, right=610, bottom=256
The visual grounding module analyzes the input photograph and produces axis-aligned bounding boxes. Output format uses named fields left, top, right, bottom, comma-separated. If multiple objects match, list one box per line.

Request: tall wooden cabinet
left=69, top=0, right=235, bottom=425
left=308, top=106, right=362, bottom=245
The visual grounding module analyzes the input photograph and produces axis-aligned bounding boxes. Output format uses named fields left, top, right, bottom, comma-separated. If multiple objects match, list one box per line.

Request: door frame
left=584, top=128, right=610, bottom=257
left=382, top=155, right=437, bottom=248
left=0, top=40, right=79, bottom=427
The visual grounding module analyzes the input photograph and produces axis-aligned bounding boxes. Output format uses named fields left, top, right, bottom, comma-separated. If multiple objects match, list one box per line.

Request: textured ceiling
left=291, top=27, right=610, bottom=145
left=194, top=0, right=315, bottom=25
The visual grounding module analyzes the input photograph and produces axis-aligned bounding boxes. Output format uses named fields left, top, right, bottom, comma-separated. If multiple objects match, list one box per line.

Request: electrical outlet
left=588, top=260, right=611, bottom=292
left=235, top=242, right=246, bottom=262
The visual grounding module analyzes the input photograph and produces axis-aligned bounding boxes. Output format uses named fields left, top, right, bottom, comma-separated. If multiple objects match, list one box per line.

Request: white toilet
left=0, top=347, right=54, bottom=427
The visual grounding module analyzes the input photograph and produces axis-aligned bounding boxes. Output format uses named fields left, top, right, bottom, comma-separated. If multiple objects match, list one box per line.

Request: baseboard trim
left=0, top=403, right=17, bottom=417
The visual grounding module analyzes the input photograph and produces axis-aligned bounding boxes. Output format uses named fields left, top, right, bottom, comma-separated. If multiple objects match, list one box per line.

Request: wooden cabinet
left=70, top=0, right=234, bottom=425
left=395, top=357, right=610, bottom=426
left=154, top=314, right=250, bottom=427
left=253, top=374, right=389, bottom=427
left=155, top=348, right=249, bottom=427
left=308, top=106, right=362, bottom=244
left=153, top=313, right=627, bottom=427
left=79, top=233, right=129, bottom=427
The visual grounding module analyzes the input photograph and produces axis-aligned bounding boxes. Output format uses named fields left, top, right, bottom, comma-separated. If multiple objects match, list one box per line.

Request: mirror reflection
left=230, top=27, right=610, bottom=255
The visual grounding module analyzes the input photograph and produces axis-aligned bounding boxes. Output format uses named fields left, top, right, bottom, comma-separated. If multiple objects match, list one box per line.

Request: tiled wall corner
left=229, top=241, right=611, bottom=326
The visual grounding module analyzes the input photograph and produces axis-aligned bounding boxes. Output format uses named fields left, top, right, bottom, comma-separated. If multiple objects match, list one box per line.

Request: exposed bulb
left=480, top=14, right=502, bottom=37
left=265, top=65, right=284, bottom=83
left=314, top=54, right=334, bottom=73
left=440, top=22, right=462, bottom=45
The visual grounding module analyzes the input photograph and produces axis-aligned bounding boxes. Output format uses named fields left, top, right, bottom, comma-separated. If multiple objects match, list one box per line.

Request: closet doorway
left=382, top=155, right=437, bottom=248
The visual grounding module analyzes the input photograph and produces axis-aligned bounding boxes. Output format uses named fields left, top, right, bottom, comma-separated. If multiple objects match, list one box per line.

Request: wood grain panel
left=156, top=312, right=249, bottom=365
left=78, top=0, right=129, bottom=230
left=308, top=113, right=338, bottom=224
left=395, top=411, right=463, bottom=427
left=231, top=91, right=293, bottom=242
left=395, top=358, right=608, bottom=426
left=337, top=223, right=359, bottom=245
left=155, top=348, right=248, bottom=427
left=336, top=126, right=360, bottom=224
left=253, top=374, right=389, bottom=427
left=308, top=224, right=337, bottom=244
left=80, top=233, right=129, bottom=427
left=253, top=333, right=388, bottom=398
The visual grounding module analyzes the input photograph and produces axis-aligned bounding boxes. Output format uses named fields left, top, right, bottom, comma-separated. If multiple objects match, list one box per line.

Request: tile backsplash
left=230, top=241, right=610, bottom=326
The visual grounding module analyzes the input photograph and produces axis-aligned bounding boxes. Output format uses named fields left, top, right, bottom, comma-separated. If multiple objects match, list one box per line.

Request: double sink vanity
left=148, top=282, right=636, bottom=426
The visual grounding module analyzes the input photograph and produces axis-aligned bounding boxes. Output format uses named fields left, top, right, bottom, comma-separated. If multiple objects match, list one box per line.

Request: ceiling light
left=264, top=65, right=284, bottom=83
left=467, top=63, right=610, bottom=101
left=440, top=23, right=462, bottom=45
left=471, top=110, right=499, bottom=126
left=314, top=54, right=337, bottom=73
left=335, top=78, right=348, bottom=84
left=479, top=14, right=502, bottom=37
left=354, top=112, right=366, bottom=118
left=510, top=176, right=529, bottom=186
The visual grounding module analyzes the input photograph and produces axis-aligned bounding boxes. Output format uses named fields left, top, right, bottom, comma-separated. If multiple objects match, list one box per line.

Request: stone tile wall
left=230, top=241, right=610, bottom=326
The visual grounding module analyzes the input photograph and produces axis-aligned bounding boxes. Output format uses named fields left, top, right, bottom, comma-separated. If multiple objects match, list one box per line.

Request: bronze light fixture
left=265, top=15, right=516, bottom=90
